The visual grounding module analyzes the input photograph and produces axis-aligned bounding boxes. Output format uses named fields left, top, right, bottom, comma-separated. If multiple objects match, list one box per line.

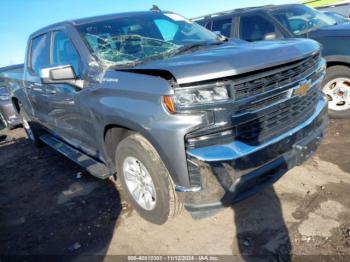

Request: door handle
left=47, top=89, right=57, bottom=95
left=27, top=83, right=43, bottom=92
left=32, top=87, right=43, bottom=92
left=26, top=84, right=34, bottom=89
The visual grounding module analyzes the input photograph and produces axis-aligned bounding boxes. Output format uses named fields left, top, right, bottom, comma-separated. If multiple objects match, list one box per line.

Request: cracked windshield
left=77, top=12, right=220, bottom=67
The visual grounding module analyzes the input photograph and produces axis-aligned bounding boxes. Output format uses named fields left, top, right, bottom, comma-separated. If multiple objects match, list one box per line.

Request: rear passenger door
left=238, top=12, right=284, bottom=42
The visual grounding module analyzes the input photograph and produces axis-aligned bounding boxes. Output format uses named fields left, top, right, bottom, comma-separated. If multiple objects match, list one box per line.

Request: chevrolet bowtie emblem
left=294, top=80, right=311, bottom=97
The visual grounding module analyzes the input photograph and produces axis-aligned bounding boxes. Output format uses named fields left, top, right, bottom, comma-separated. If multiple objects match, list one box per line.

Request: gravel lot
left=0, top=119, right=349, bottom=260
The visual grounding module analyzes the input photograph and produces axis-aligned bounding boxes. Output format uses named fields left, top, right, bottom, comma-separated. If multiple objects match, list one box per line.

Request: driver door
left=45, top=30, right=83, bottom=145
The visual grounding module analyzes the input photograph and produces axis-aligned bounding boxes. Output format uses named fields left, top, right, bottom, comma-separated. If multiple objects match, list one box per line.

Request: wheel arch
left=103, top=124, right=135, bottom=167
left=324, top=55, right=350, bottom=69
left=102, top=123, right=183, bottom=187
left=11, top=97, right=20, bottom=114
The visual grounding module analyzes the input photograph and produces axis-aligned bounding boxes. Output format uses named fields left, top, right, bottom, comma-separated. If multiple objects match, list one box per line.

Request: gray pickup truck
left=6, top=10, right=328, bottom=224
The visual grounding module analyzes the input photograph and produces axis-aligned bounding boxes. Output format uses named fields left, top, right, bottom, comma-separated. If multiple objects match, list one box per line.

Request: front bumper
left=0, top=101, right=21, bottom=127
left=177, top=96, right=328, bottom=212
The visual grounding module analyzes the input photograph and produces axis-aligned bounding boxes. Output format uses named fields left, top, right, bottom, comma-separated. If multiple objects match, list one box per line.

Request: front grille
left=235, top=91, right=290, bottom=114
left=233, top=52, right=320, bottom=100
left=235, top=87, right=320, bottom=145
left=184, top=52, right=323, bottom=149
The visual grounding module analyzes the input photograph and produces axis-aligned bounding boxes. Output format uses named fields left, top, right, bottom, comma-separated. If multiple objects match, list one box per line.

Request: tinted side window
left=30, top=34, right=49, bottom=74
left=52, top=31, right=81, bottom=76
left=212, top=18, right=232, bottom=37
left=239, top=15, right=282, bottom=42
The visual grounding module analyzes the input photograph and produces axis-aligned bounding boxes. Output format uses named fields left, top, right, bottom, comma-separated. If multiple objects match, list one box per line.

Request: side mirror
left=40, top=65, right=83, bottom=88
left=213, top=31, right=228, bottom=41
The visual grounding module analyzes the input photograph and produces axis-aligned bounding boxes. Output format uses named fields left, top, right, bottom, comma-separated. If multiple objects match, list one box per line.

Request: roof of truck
left=71, top=11, right=159, bottom=25
left=192, top=4, right=303, bottom=21
left=30, top=11, right=170, bottom=36
left=0, top=64, right=24, bottom=74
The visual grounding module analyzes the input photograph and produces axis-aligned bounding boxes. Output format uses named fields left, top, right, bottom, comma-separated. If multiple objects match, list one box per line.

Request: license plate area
left=293, top=134, right=323, bottom=165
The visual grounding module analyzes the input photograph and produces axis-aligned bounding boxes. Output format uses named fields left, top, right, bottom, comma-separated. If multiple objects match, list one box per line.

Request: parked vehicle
left=323, top=11, right=350, bottom=24
left=5, top=10, right=327, bottom=224
left=317, top=2, right=350, bottom=18
left=0, top=65, right=22, bottom=129
left=194, top=4, right=350, bottom=118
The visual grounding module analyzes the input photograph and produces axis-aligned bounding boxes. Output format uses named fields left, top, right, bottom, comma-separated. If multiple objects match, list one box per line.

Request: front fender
left=79, top=70, right=206, bottom=187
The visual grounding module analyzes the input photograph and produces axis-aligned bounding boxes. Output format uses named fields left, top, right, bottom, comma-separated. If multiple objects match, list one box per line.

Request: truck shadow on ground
left=0, top=133, right=121, bottom=259
left=231, top=187, right=291, bottom=261
left=208, top=112, right=292, bottom=260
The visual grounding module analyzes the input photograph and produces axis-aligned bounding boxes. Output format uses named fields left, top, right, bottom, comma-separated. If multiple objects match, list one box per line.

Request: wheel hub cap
left=122, top=156, right=156, bottom=210
left=323, top=78, right=350, bottom=111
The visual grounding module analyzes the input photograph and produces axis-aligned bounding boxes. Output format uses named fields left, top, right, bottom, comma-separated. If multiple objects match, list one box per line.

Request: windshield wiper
left=177, top=43, right=208, bottom=53
left=174, top=41, right=223, bottom=55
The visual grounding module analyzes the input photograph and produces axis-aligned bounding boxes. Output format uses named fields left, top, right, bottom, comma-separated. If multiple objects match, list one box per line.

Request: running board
left=40, top=134, right=111, bottom=179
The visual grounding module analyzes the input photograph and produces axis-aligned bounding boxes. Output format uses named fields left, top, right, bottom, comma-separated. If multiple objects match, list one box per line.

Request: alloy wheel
left=122, top=156, right=156, bottom=210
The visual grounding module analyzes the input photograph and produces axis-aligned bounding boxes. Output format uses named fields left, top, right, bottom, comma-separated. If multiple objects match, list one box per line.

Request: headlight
left=163, top=84, right=230, bottom=113
left=174, top=85, right=229, bottom=106
left=174, top=86, right=229, bottom=106
left=0, top=94, right=10, bottom=101
left=317, top=58, right=326, bottom=74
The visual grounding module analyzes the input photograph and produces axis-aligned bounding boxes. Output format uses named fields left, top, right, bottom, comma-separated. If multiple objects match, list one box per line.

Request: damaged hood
left=133, top=38, right=320, bottom=84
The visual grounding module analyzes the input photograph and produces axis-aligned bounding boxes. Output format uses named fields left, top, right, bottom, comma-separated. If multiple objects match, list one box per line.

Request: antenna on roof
left=150, top=5, right=161, bottom=12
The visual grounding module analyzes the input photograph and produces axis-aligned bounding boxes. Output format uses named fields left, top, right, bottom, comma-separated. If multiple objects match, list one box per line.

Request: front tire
left=115, top=133, right=182, bottom=224
left=322, top=66, right=350, bottom=118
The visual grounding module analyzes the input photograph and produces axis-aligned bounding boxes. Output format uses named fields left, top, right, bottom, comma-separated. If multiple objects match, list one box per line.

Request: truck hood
left=133, top=38, right=320, bottom=84
left=309, top=22, right=350, bottom=37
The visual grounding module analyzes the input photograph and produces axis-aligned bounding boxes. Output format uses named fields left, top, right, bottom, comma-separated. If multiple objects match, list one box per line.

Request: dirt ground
left=0, top=119, right=349, bottom=260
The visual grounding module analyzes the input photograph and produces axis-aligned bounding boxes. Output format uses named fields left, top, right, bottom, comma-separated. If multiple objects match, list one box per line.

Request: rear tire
left=115, top=133, right=182, bottom=224
left=0, top=112, right=9, bottom=129
left=19, top=106, right=43, bottom=147
left=322, top=66, right=350, bottom=118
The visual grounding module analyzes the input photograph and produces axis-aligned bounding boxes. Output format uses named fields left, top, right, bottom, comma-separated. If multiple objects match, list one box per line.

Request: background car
left=194, top=4, right=350, bottom=118
left=0, top=65, right=22, bottom=129
left=317, top=2, right=350, bottom=18
left=323, top=11, right=350, bottom=24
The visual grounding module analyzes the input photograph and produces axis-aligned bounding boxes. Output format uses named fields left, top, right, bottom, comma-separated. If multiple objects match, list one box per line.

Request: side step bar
left=40, top=134, right=111, bottom=179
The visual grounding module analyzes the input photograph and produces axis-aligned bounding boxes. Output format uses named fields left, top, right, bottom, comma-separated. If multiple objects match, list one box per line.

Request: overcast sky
left=0, top=0, right=298, bottom=67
